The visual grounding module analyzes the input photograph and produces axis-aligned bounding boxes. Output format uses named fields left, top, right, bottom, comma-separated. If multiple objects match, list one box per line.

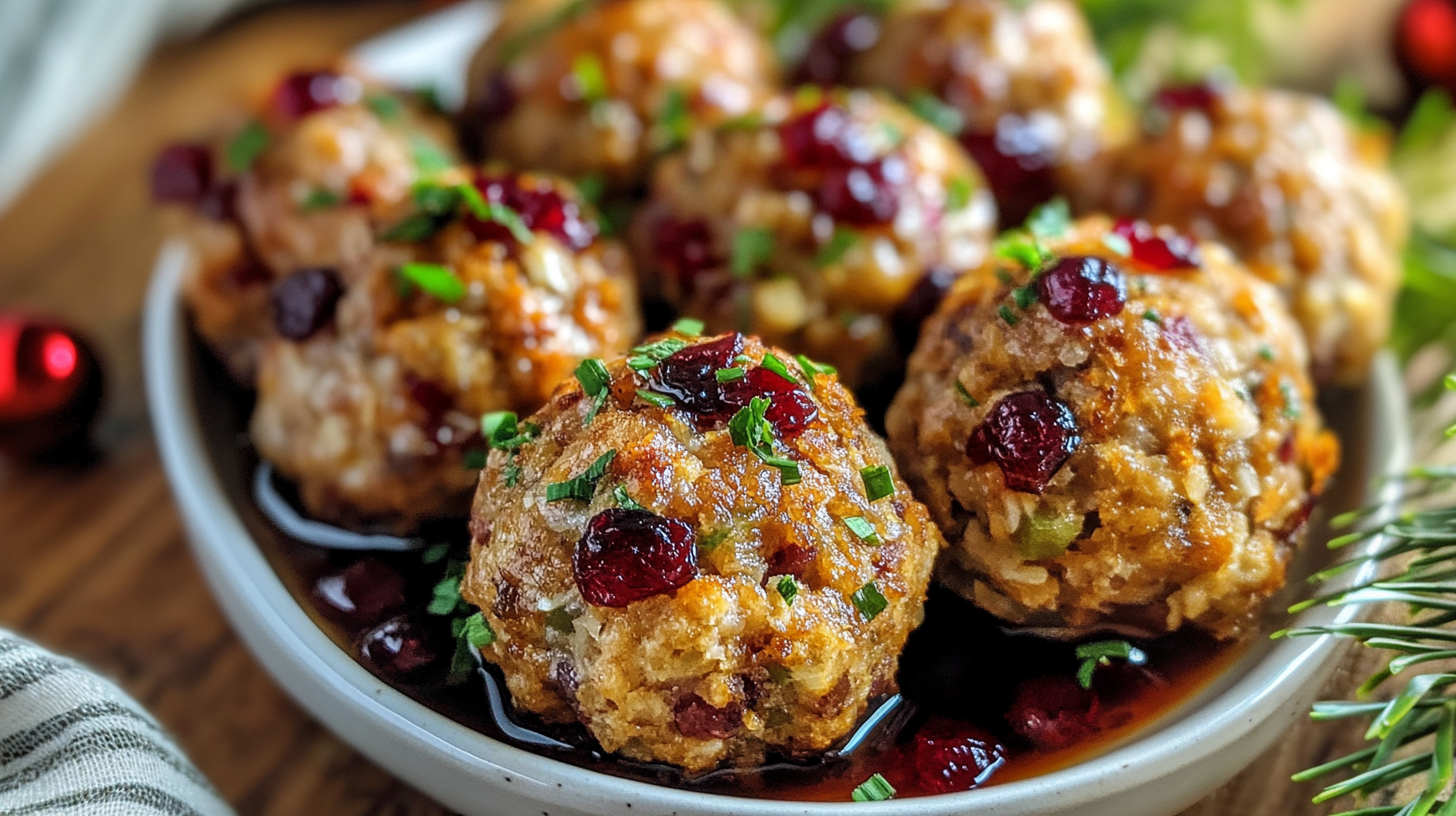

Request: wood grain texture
left=0, top=3, right=1414, bottom=814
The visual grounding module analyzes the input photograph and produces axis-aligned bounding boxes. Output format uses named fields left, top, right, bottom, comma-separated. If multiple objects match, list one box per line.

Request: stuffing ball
left=462, top=329, right=944, bottom=772
left=461, top=0, right=778, bottom=189
left=1081, top=83, right=1408, bottom=385
left=886, top=215, right=1340, bottom=640
left=807, top=0, right=1122, bottom=226
left=159, top=68, right=460, bottom=382
left=250, top=170, right=641, bottom=531
left=633, top=88, right=997, bottom=391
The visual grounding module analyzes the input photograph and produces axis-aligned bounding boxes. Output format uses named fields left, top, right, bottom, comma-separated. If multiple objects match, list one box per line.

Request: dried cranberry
left=818, top=157, right=906, bottom=225
left=198, top=181, right=239, bottom=223
left=651, top=333, right=745, bottom=424
left=1161, top=315, right=1207, bottom=357
left=312, top=558, right=407, bottom=629
left=150, top=144, right=213, bottom=205
left=1035, top=256, right=1128, bottom=326
left=652, top=217, right=720, bottom=290
left=1007, top=675, right=1100, bottom=752
left=359, top=616, right=444, bottom=681
left=726, top=366, right=819, bottom=437
left=1397, top=0, right=1456, bottom=96
left=912, top=717, right=1007, bottom=793
left=793, top=11, right=880, bottom=86
left=778, top=103, right=876, bottom=170
left=1278, top=433, right=1297, bottom=463
left=1154, top=81, right=1224, bottom=113
left=1112, top=219, right=1202, bottom=271
left=960, top=116, right=1059, bottom=227
left=270, top=70, right=352, bottom=121
left=468, top=173, right=595, bottom=251
left=270, top=267, right=342, bottom=340
left=967, top=391, right=1080, bottom=494
left=673, top=693, right=741, bottom=739
left=766, top=543, right=818, bottom=579
left=893, top=266, right=959, bottom=351
left=574, top=509, right=698, bottom=607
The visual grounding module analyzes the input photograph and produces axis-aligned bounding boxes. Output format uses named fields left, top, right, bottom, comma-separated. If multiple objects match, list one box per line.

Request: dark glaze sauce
left=198, top=342, right=1241, bottom=803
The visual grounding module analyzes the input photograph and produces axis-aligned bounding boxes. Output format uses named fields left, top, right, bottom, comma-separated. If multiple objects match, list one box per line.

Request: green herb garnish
left=998, top=305, right=1021, bottom=326
left=504, top=462, right=522, bottom=487
left=1013, top=285, right=1039, bottom=309
left=844, top=516, right=880, bottom=545
left=627, top=336, right=689, bottom=372
left=728, top=396, right=802, bottom=485
left=225, top=120, right=270, bottom=172
left=860, top=465, right=893, bottom=502
left=651, top=86, right=692, bottom=153
left=1279, top=379, right=1302, bottom=419
left=795, top=354, right=838, bottom=390
left=994, top=234, right=1052, bottom=271
left=635, top=388, right=675, bottom=409
left=575, top=173, right=606, bottom=205
left=545, top=449, right=617, bottom=502
left=544, top=607, right=576, bottom=634
left=421, top=542, right=451, bottom=564
left=365, top=93, right=403, bottom=122
left=908, top=90, right=964, bottom=136
left=613, top=484, right=644, bottom=511
left=731, top=227, right=775, bottom=279
left=1258, top=344, right=1276, bottom=362
left=460, top=611, right=495, bottom=649
left=576, top=358, right=611, bottom=424
left=698, top=528, right=730, bottom=553
left=397, top=262, right=466, bottom=304
left=1102, top=231, right=1133, bottom=257
left=463, top=449, right=487, bottom=470
left=1143, top=309, right=1163, bottom=324
left=1075, top=640, right=1146, bottom=689
left=815, top=227, right=859, bottom=268
left=850, top=772, right=896, bottom=802
left=776, top=575, right=799, bottom=606
left=955, top=380, right=979, bottom=408
left=671, top=317, right=704, bottom=337
left=410, top=136, right=454, bottom=176
left=1026, top=197, right=1071, bottom=239
left=299, top=188, right=342, bottom=212
left=428, top=572, right=465, bottom=616
left=851, top=582, right=888, bottom=621
left=761, top=353, right=796, bottom=384
left=571, top=53, right=609, bottom=103
left=946, top=176, right=976, bottom=212
left=716, top=367, right=745, bottom=383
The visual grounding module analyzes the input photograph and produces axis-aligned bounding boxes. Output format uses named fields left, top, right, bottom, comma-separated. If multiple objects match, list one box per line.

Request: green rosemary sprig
left=1282, top=373, right=1456, bottom=814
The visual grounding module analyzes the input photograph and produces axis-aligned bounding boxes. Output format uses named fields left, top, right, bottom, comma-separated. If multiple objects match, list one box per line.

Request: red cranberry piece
left=1397, top=0, right=1456, bottom=96
left=818, top=157, right=905, bottom=225
left=359, top=616, right=444, bottom=681
left=725, top=366, right=819, bottom=437
left=893, top=266, right=958, bottom=351
left=967, top=391, right=1080, bottom=494
left=198, top=181, right=239, bottom=223
left=961, top=116, right=1059, bottom=227
left=1112, top=219, right=1202, bottom=271
left=574, top=509, right=698, bottom=607
left=1161, top=315, right=1207, bottom=357
left=312, top=557, right=407, bottom=629
left=514, top=184, right=595, bottom=251
left=651, top=333, right=745, bottom=424
left=652, top=217, right=720, bottom=291
left=150, top=144, right=213, bottom=205
left=1035, top=256, right=1128, bottom=326
left=766, top=543, right=818, bottom=579
left=793, top=11, right=881, bottom=86
left=912, top=717, right=1007, bottom=793
left=270, top=70, right=351, bottom=121
left=1007, top=675, right=1100, bottom=752
left=1154, top=81, right=1224, bottom=113
left=270, top=267, right=343, bottom=340
left=673, top=693, right=741, bottom=739
left=778, top=103, right=876, bottom=169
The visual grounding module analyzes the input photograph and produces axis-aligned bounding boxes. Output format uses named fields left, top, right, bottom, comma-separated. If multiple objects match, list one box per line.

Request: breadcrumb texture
left=886, top=217, right=1340, bottom=640
left=463, top=333, right=944, bottom=772
left=1084, top=86, right=1408, bottom=385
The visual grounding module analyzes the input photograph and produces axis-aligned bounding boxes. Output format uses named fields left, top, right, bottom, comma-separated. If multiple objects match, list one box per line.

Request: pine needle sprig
left=1282, top=373, right=1456, bottom=814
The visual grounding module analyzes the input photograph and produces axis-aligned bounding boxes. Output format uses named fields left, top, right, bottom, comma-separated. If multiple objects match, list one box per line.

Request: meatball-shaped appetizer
left=810, top=0, right=1121, bottom=226
left=1085, top=84, right=1408, bottom=385
left=462, top=0, right=777, bottom=189
left=250, top=171, right=641, bottom=531
left=463, top=328, right=944, bottom=772
left=634, top=88, right=996, bottom=391
left=153, top=68, right=459, bottom=381
left=886, top=215, right=1340, bottom=640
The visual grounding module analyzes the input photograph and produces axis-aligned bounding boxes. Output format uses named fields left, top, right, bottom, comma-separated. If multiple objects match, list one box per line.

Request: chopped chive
left=728, top=396, right=801, bottom=485
left=795, top=354, right=838, bottom=390
left=1143, top=309, right=1163, bottom=324
left=613, top=484, right=644, bottom=511
left=776, top=575, right=799, bottom=606
left=571, top=53, right=609, bottom=103
left=410, top=136, right=454, bottom=175
left=628, top=337, right=689, bottom=372
left=398, top=262, right=466, bottom=304
left=671, top=317, right=705, bottom=336
left=421, top=542, right=451, bottom=564
left=1258, top=344, right=1276, bottom=362
left=225, top=120, right=270, bottom=172
left=575, top=173, right=606, bottom=205
left=851, top=582, right=888, bottom=621
left=478, top=200, right=535, bottom=244
left=1026, top=197, right=1071, bottom=239
left=946, top=176, right=975, bottom=212
left=861, top=465, right=893, bottom=502
left=636, top=388, right=676, bottom=409
left=299, top=188, right=342, bottom=212
left=716, top=367, right=745, bottom=382
left=504, top=462, right=522, bottom=487
left=995, top=268, right=1014, bottom=284
left=698, top=528, right=730, bottom=552
left=731, top=227, right=775, bottom=279
left=627, top=356, right=658, bottom=372
left=998, top=305, right=1020, bottom=326
left=815, top=227, right=859, bottom=268
left=1102, top=231, right=1133, bottom=257
left=454, top=181, right=490, bottom=219
left=364, top=93, right=403, bottom=122
left=460, top=611, right=495, bottom=649
left=955, top=380, right=979, bottom=407
left=463, top=449, right=487, bottom=470
left=1075, top=639, right=1147, bottom=689
left=545, top=449, right=617, bottom=503
left=850, top=772, right=896, bottom=802
left=576, top=358, right=611, bottom=424
left=761, top=353, right=797, bottom=384
left=994, top=234, right=1050, bottom=270
left=481, top=411, right=519, bottom=446
left=427, top=575, right=463, bottom=615
left=908, top=90, right=964, bottom=136
left=381, top=211, right=444, bottom=242
left=651, top=86, right=692, bottom=153
left=1013, top=285, right=1039, bottom=309
left=1280, top=379, right=1303, bottom=419
left=844, top=516, right=881, bottom=545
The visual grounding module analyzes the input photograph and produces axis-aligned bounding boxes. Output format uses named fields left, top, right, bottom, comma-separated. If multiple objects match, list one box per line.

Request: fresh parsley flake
left=1075, top=639, right=1146, bottom=689
left=815, top=227, right=859, bottom=268
left=381, top=212, right=443, bottom=242
left=636, top=388, right=675, bottom=409
left=671, top=317, right=705, bottom=337
left=844, top=516, right=880, bottom=545
left=955, top=380, right=979, bottom=407
left=731, top=227, right=775, bottom=279
left=613, top=484, right=644, bottom=510
left=481, top=411, right=519, bottom=446
left=1026, top=197, right=1071, bottom=239
left=761, top=353, right=797, bottom=384
left=860, top=465, right=893, bottom=502
left=716, top=367, right=745, bottom=383
left=851, top=772, right=896, bottom=802
left=477, top=199, right=535, bottom=244
left=908, top=90, right=964, bottom=136
left=545, top=449, right=617, bottom=503
left=398, top=262, right=466, bottom=304
left=998, top=304, right=1021, bottom=326
left=299, top=188, right=342, bottom=212
left=776, top=575, right=799, bottom=606
left=851, top=582, right=888, bottom=621
left=225, top=120, right=270, bottom=172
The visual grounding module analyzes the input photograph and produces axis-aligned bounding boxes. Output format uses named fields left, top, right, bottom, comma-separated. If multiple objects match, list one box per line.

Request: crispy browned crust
left=886, top=216, right=1340, bottom=640
left=463, top=333, right=944, bottom=772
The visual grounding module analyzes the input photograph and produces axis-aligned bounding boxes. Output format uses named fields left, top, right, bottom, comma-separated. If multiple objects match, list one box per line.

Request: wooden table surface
left=0, top=3, right=1410, bottom=814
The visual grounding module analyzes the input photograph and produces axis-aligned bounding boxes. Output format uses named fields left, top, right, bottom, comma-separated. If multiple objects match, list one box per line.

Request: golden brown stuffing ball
left=462, top=329, right=944, bottom=772
left=632, top=87, right=997, bottom=391
left=1080, top=83, right=1408, bottom=385
left=250, top=170, right=641, bottom=531
left=886, top=215, right=1340, bottom=640
left=814, top=0, right=1123, bottom=226
left=461, top=0, right=778, bottom=189
left=158, top=68, right=459, bottom=382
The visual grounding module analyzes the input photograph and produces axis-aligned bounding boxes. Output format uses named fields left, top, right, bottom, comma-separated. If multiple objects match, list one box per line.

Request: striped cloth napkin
left=0, top=630, right=234, bottom=816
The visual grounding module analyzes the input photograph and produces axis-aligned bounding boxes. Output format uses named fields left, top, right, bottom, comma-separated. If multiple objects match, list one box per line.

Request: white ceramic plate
left=143, top=5, right=1413, bottom=814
